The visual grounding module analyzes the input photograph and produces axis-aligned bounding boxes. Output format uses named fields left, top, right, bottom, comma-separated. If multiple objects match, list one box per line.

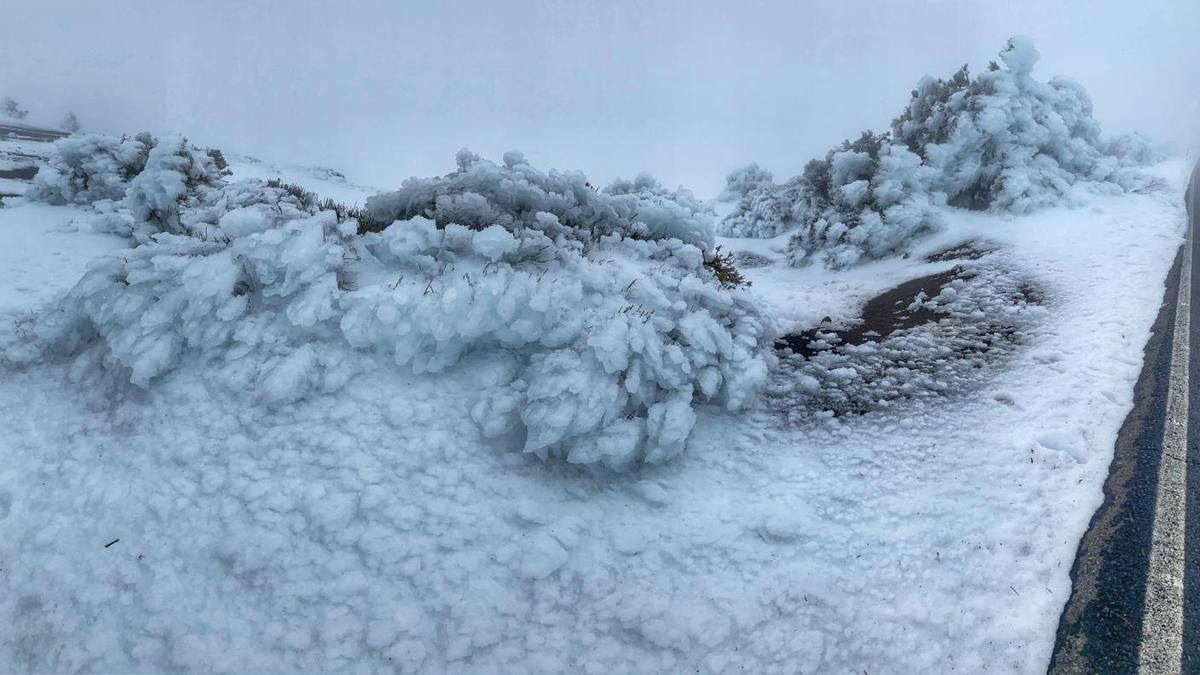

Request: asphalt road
left=1049, top=165, right=1200, bottom=674
left=0, top=121, right=68, bottom=143
left=0, top=122, right=67, bottom=185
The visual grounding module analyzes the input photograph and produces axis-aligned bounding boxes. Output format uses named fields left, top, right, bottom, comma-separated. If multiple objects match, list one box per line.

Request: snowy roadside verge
left=699, top=158, right=1188, bottom=671
left=0, top=159, right=1188, bottom=673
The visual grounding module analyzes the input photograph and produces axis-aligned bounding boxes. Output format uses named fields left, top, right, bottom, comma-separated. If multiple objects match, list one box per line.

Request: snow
left=223, top=153, right=379, bottom=208
left=0, top=202, right=126, bottom=314
left=0, top=121, right=1189, bottom=674
left=0, top=177, right=28, bottom=196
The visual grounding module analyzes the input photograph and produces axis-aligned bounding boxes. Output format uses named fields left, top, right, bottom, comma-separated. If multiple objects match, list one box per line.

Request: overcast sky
left=3, top=0, right=1197, bottom=198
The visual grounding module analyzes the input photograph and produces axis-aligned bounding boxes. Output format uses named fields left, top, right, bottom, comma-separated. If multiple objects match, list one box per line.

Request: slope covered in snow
left=223, top=153, right=380, bottom=208
left=0, top=117, right=1189, bottom=673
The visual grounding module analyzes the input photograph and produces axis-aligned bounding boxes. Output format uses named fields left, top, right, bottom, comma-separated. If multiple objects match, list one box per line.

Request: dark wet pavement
left=1049, top=166, right=1200, bottom=673
left=0, top=122, right=68, bottom=143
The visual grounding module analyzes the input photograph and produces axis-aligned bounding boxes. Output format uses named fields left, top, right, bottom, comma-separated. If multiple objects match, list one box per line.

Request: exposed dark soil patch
left=925, top=240, right=993, bottom=263
left=769, top=255, right=1043, bottom=419
left=733, top=250, right=773, bottom=268
left=1014, top=281, right=1044, bottom=306
left=776, top=266, right=966, bottom=358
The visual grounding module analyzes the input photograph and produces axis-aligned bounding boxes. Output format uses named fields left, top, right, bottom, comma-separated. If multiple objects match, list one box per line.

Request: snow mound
left=24, top=151, right=775, bottom=469
left=720, top=36, right=1159, bottom=268
left=26, top=132, right=153, bottom=205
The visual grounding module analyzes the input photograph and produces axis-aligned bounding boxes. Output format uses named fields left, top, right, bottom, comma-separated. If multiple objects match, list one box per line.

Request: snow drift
left=719, top=36, right=1157, bottom=267
left=20, top=150, right=774, bottom=469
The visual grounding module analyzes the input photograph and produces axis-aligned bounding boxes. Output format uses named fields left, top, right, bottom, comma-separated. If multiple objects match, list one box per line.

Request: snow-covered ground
left=0, top=143, right=1188, bottom=673
left=0, top=204, right=126, bottom=313
left=223, top=153, right=380, bottom=208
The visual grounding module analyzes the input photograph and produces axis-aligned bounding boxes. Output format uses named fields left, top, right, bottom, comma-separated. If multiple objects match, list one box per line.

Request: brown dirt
left=776, top=266, right=968, bottom=358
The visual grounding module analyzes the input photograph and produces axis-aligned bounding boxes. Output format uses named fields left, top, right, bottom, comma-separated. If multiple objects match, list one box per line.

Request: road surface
left=0, top=121, right=68, bottom=143
left=0, top=121, right=66, bottom=186
left=1050, top=165, right=1200, bottom=673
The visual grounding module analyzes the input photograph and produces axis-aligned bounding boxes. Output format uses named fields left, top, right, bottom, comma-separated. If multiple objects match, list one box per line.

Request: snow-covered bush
left=32, top=209, right=352, bottom=389
left=722, top=131, right=943, bottom=264
left=1105, top=132, right=1161, bottom=165
left=365, top=148, right=714, bottom=249
left=718, top=163, right=774, bottom=203
left=27, top=133, right=153, bottom=205
left=720, top=36, right=1156, bottom=266
left=348, top=218, right=771, bottom=468
left=61, top=111, right=80, bottom=133
left=899, top=36, right=1139, bottom=214
left=27, top=151, right=774, bottom=470
left=786, top=135, right=943, bottom=267
left=125, top=133, right=222, bottom=235
left=716, top=179, right=803, bottom=239
left=890, top=64, right=973, bottom=156
left=2, top=97, right=28, bottom=120
left=359, top=153, right=771, bottom=467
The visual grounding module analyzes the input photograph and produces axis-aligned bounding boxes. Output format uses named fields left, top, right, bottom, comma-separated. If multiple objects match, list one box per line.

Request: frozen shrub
left=721, top=36, right=1157, bottom=266
left=347, top=218, right=772, bottom=468
left=61, top=111, right=80, bottom=133
left=206, top=147, right=231, bottom=174
left=1, top=97, right=28, bottom=120
left=906, top=36, right=1137, bottom=214
left=33, top=208, right=354, bottom=392
left=366, top=149, right=714, bottom=249
left=716, top=179, right=803, bottom=239
left=1105, top=132, right=1161, bottom=165
left=29, top=174, right=357, bottom=387
left=718, top=130, right=943, bottom=258
left=890, top=65, right=972, bottom=156
left=787, top=142, right=943, bottom=267
left=316, top=197, right=389, bottom=235
left=125, top=133, right=222, bottom=235
left=264, top=178, right=317, bottom=209
left=27, top=133, right=153, bottom=205
left=718, top=163, right=774, bottom=203
left=29, top=151, right=774, bottom=470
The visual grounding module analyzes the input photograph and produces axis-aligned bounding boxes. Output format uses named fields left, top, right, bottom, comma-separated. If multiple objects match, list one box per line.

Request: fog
left=2, top=0, right=1197, bottom=197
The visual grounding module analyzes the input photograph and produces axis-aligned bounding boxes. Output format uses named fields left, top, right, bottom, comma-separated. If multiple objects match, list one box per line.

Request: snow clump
left=26, top=150, right=775, bottom=470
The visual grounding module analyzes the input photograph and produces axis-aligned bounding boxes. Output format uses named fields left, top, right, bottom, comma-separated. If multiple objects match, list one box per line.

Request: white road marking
left=1137, top=178, right=1193, bottom=674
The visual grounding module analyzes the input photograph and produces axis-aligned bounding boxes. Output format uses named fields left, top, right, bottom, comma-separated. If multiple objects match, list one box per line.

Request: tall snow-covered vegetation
left=124, top=133, right=223, bottom=235
left=20, top=149, right=774, bottom=470
left=27, top=133, right=155, bottom=205
left=719, top=36, right=1157, bottom=267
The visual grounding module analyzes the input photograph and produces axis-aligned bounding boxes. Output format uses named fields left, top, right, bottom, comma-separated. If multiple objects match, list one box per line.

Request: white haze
left=1, top=0, right=1197, bottom=198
